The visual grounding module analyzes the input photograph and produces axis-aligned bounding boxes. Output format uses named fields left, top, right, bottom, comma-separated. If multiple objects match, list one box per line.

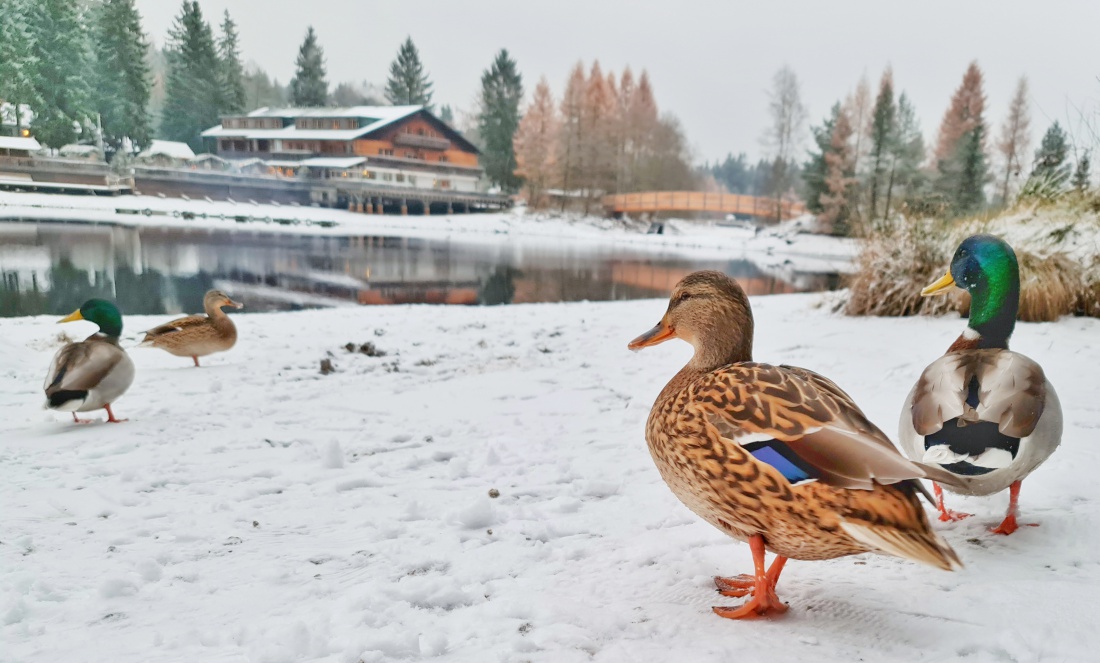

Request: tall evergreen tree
left=29, top=0, right=94, bottom=147
left=803, top=104, right=840, bottom=214
left=0, top=0, right=39, bottom=134
left=217, top=10, right=246, bottom=113
left=1072, top=151, right=1091, bottom=192
left=884, top=93, right=925, bottom=217
left=1031, top=121, right=1070, bottom=182
left=934, top=62, right=989, bottom=216
left=161, top=1, right=222, bottom=151
left=439, top=104, right=455, bottom=125
left=91, top=0, right=152, bottom=150
left=476, top=49, right=524, bottom=192
left=384, top=37, right=433, bottom=108
left=289, top=26, right=327, bottom=106
left=820, top=105, right=857, bottom=235
left=243, top=65, right=286, bottom=110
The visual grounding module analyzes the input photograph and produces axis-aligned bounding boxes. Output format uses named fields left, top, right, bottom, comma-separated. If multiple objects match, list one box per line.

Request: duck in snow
left=140, top=289, right=243, bottom=367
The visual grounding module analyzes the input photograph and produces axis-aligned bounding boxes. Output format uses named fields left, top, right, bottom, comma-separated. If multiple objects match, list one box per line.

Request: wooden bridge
left=603, top=191, right=807, bottom=221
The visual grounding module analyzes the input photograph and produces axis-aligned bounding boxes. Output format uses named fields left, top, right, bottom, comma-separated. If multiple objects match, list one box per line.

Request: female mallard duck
left=898, top=234, right=1062, bottom=535
left=140, top=289, right=242, bottom=367
left=45, top=299, right=135, bottom=423
left=630, top=271, right=960, bottom=619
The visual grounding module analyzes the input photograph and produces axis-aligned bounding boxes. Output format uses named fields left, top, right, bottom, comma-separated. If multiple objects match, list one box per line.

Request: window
left=379, top=148, right=394, bottom=156
left=396, top=173, right=405, bottom=183
left=439, top=154, right=448, bottom=163
left=382, top=173, right=393, bottom=181
left=439, top=179, right=451, bottom=189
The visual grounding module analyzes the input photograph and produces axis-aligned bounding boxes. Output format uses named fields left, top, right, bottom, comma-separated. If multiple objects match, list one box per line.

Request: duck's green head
left=922, top=234, right=1019, bottom=347
left=59, top=299, right=123, bottom=338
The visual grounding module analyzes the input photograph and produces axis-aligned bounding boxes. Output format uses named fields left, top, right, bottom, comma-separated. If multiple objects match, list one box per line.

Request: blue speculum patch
left=743, top=441, right=819, bottom=484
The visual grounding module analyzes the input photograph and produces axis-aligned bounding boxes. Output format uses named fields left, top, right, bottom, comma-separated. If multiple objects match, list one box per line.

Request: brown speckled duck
left=629, top=271, right=961, bottom=619
left=140, top=289, right=242, bottom=367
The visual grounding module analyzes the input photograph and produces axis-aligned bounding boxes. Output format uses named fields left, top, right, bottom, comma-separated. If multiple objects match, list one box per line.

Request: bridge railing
left=603, top=191, right=807, bottom=220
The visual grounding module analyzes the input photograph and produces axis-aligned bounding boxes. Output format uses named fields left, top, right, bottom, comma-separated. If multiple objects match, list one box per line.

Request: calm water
left=0, top=221, right=840, bottom=317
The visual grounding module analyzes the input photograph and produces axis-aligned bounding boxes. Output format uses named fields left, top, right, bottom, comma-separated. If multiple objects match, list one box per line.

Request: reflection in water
left=0, top=221, right=839, bottom=317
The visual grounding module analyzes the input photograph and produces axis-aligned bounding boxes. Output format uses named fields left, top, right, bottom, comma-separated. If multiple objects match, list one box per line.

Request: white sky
left=135, top=0, right=1100, bottom=163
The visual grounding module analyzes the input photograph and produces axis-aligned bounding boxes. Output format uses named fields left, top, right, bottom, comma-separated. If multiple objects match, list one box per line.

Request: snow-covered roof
left=140, top=140, right=196, bottom=159
left=0, top=136, right=42, bottom=152
left=201, top=106, right=423, bottom=142
left=190, top=153, right=227, bottom=163
left=59, top=144, right=100, bottom=156
left=300, top=157, right=368, bottom=169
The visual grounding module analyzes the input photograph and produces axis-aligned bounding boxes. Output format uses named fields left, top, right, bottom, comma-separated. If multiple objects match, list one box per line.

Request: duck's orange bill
left=58, top=309, right=83, bottom=323
left=628, top=319, right=675, bottom=351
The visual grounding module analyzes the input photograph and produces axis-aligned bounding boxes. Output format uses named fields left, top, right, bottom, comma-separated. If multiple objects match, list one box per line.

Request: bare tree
left=996, top=76, right=1031, bottom=204
left=762, top=65, right=807, bottom=221
left=842, top=74, right=873, bottom=222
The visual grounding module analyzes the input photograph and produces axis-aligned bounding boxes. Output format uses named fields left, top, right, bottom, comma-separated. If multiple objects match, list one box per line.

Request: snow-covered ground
left=0, top=191, right=857, bottom=272
left=2, top=293, right=1098, bottom=661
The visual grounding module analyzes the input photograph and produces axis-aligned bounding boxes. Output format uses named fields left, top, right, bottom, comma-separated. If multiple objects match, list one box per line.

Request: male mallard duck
left=45, top=299, right=135, bottom=423
left=630, top=271, right=960, bottom=619
left=898, top=234, right=1062, bottom=535
left=140, top=289, right=243, bottom=367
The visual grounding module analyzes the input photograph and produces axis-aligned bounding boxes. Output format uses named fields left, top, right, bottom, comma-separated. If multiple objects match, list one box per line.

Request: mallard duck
left=899, top=234, right=1062, bottom=535
left=140, top=289, right=243, bottom=367
left=629, top=270, right=960, bottom=619
left=44, top=299, right=135, bottom=423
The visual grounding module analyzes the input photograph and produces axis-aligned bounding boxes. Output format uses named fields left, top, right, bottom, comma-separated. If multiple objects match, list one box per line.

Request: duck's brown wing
left=44, top=339, right=124, bottom=395
left=910, top=349, right=1046, bottom=438
left=141, top=314, right=207, bottom=341
left=693, top=362, right=942, bottom=490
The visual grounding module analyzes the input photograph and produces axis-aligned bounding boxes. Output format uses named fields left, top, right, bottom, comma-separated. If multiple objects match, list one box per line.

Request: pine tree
left=803, top=104, right=840, bottom=214
left=384, top=37, right=433, bottom=108
left=1031, top=121, right=1070, bottom=182
left=29, top=0, right=94, bottom=148
left=161, top=1, right=222, bottom=151
left=476, top=49, right=524, bottom=192
left=91, top=0, right=152, bottom=151
left=217, top=10, right=246, bottom=113
left=709, top=153, right=753, bottom=194
left=513, top=77, right=559, bottom=209
left=996, top=76, right=1031, bottom=204
left=439, top=104, right=455, bottom=125
left=243, top=65, right=286, bottom=110
left=934, top=62, right=989, bottom=215
left=884, top=93, right=925, bottom=217
left=0, top=0, right=39, bottom=134
left=867, top=69, right=896, bottom=221
left=1072, top=151, right=1091, bottom=192
left=289, top=26, right=328, bottom=106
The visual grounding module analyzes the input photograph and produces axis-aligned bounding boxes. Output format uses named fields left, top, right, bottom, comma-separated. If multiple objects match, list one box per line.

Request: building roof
left=141, top=140, right=196, bottom=159
left=300, top=157, right=368, bottom=169
left=0, top=136, right=42, bottom=152
left=201, top=106, right=479, bottom=154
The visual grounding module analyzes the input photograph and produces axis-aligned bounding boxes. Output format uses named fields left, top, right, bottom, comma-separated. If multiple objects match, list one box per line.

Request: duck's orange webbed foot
left=712, top=536, right=789, bottom=620
left=71, top=413, right=95, bottom=424
left=933, top=482, right=972, bottom=522
left=990, top=482, right=1037, bottom=535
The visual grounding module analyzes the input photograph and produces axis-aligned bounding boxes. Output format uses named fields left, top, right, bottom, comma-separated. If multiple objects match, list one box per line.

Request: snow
left=0, top=136, right=41, bottom=152
left=2, top=293, right=1098, bottom=661
left=139, top=140, right=196, bottom=160
left=0, top=191, right=857, bottom=274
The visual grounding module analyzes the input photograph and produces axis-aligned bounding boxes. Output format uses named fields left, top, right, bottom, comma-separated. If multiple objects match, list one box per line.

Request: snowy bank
left=3, top=295, right=1097, bottom=662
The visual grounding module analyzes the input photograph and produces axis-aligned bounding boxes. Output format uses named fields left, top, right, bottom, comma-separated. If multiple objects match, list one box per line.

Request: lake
left=0, top=221, right=841, bottom=317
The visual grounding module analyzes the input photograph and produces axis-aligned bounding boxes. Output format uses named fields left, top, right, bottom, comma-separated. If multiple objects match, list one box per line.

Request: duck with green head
left=44, top=299, right=135, bottom=423
left=898, top=234, right=1063, bottom=534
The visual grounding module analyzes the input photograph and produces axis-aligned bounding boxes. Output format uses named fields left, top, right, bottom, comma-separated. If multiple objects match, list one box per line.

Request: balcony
left=393, top=133, right=450, bottom=151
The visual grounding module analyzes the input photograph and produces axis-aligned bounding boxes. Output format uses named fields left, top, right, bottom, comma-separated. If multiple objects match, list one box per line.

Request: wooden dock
left=603, top=191, right=807, bottom=220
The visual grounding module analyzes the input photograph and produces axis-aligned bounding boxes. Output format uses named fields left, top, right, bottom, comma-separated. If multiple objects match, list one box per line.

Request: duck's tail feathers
left=46, top=390, right=87, bottom=411
left=840, top=519, right=962, bottom=571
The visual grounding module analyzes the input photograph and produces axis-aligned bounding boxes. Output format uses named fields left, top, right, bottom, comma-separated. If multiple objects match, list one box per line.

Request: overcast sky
left=135, top=0, right=1100, bottom=163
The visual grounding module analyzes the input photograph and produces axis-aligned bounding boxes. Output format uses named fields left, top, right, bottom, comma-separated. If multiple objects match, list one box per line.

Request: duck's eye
left=677, top=292, right=693, bottom=303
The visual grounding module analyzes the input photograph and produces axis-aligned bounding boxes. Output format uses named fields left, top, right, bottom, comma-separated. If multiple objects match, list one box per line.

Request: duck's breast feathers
left=691, top=363, right=934, bottom=490
left=44, top=337, right=128, bottom=395
left=910, top=349, right=1047, bottom=438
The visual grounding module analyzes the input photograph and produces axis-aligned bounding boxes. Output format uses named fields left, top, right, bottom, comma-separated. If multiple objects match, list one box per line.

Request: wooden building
left=201, top=106, right=483, bottom=193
